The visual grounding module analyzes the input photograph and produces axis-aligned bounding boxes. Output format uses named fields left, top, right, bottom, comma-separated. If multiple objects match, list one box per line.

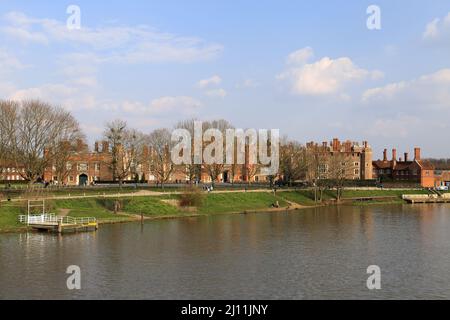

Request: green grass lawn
left=0, top=203, right=25, bottom=232
left=278, top=191, right=317, bottom=206
left=53, top=197, right=183, bottom=218
left=198, top=192, right=288, bottom=214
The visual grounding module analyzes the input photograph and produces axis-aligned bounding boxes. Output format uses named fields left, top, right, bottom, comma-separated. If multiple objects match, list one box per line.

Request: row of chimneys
left=94, top=141, right=110, bottom=153
left=313, top=139, right=369, bottom=150
left=382, top=148, right=421, bottom=162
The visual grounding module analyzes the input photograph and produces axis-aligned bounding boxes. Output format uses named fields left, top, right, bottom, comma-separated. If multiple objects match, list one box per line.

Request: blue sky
left=1, top=0, right=450, bottom=158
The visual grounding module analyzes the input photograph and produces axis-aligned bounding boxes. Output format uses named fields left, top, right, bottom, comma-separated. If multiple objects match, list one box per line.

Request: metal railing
left=18, top=214, right=97, bottom=225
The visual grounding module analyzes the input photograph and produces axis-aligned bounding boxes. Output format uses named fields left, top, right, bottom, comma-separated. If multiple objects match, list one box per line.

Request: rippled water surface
left=1, top=204, right=450, bottom=299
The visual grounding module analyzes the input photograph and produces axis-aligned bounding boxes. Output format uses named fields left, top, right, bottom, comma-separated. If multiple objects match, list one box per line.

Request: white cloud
left=1, top=11, right=223, bottom=63
left=197, top=75, right=222, bottom=88
left=423, top=12, right=450, bottom=41
left=150, top=96, right=202, bottom=113
left=365, top=115, right=421, bottom=138
left=205, top=88, right=227, bottom=98
left=236, top=78, right=260, bottom=88
left=362, top=69, right=450, bottom=110
left=196, top=75, right=227, bottom=98
left=286, top=47, right=314, bottom=65
left=0, top=48, right=26, bottom=71
left=121, top=96, right=202, bottom=115
left=278, top=48, right=382, bottom=96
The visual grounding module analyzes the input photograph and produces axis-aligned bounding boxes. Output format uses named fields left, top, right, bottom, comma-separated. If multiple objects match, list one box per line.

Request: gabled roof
left=416, top=160, right=434, bottom=170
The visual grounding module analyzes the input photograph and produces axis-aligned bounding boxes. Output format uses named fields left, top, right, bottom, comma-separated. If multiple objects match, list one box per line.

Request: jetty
left=17, top=200, right=98, bottom=234
left=402, top=193, right=450, bottom=204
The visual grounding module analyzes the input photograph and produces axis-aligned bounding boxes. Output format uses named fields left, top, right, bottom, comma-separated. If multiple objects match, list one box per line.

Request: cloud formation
left=277, top=47, right=382, bottom=96
left=1, top=11, right=223, bottom=63
left=423, top=12, right=450, bottom=41
left=197, top=75, right=222, bottom=88
left=362, top=69, right=450, bottom=110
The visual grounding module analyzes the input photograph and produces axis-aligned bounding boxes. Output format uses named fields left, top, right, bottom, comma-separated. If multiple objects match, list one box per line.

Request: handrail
left=18, top=214, right=96, bottom=225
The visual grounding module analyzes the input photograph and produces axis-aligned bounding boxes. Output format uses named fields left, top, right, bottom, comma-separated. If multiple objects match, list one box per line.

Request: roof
left=416, top=160, right=434, bottom=170
left=372, top=160, right=394, bottom=170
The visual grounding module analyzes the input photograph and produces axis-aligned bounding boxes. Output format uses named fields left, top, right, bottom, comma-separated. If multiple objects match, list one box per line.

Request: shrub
left=179, top=187, right=204, bottom=208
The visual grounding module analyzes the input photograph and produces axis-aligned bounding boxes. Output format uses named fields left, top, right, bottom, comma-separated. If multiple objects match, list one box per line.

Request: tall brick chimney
left=102, top=141, right=109, bottom=153
left=392, top=149, right=397, bottom=162
left=404, top=152, right=409, bottom=162
left=414, top=148, right=421, bottom=161
left=76, top=139, right=84, bottom=152
left=94, top=142, right=99, bottom=153
left=332, top=138, right=340, bottom=151
left=383, top=149, right=387, bottom=161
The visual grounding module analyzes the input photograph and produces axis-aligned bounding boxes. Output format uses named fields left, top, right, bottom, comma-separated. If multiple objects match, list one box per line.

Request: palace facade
left=372, top=148, right=435, bottom=187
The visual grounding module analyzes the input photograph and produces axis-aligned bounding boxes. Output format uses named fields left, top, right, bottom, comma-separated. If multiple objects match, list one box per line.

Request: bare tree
left=306, top=144, right=329, bottom=203
left=203, top=119, right=234, bottom=186
left=328, top=153, right=352, bottom=201
left=49, top=113, right=85, bottom=185
left=279, top=138, right=309, bottom=186
left=1, top=100, right=82, bottom=187
left=174, top=119, right=202, bottom=183
left=0, top=101, right=19, bottom=181
left=147, top=128, right=174, bottom=188
left=104, top=120, right=145, bottom=187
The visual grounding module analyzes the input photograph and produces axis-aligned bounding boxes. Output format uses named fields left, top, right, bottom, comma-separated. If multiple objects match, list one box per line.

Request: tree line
left=1, top=99, right=364, bottom=200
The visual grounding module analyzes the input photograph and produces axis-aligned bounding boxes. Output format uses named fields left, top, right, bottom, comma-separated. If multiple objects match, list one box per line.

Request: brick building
left=0, top=162, right=26, bottom=182
left=305, top=138, right=373, bottom=180
left=372, top=148, right=435, bottom=187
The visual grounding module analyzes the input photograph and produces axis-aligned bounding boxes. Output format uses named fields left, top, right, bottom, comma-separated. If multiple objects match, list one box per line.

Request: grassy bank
left=0, top=188, right=445, bottom=233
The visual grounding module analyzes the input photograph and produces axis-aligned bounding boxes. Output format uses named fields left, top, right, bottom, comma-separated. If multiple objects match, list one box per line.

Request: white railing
left=18, top=214, right=96, bottom=225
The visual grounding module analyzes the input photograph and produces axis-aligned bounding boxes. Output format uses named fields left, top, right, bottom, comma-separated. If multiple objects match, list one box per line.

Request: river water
left=1, top=204, right=450, bottom=300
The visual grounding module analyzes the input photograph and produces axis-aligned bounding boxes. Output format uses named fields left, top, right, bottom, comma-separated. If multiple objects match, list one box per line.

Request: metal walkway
left=19, top=213, right=98, bottom=233
left=18, top=200, right=98, bottom=233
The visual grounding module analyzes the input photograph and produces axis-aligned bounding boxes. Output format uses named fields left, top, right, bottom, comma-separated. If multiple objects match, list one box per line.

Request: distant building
left=433, top=170, right=450, bottom=188
left=305, top=138, right=373, bottom=180
left=0, top=163, right=26, bottom=182
left=372, top=148, right=435, bottom=187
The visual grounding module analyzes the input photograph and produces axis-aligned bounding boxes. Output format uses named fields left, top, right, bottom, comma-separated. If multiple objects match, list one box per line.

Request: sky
left=0, top=0, right=450, bottom=158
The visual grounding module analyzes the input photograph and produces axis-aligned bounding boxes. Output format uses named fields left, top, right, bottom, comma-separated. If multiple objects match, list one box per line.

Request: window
left=354, top=169, right=359, bottom=175
left=319, top=164, right=328, bottom=174
left=77, top=163, right=88, bottom=171
left=354, top=162, right=360, bottom=167
left=66, top=163, right=72, bottom=170
left=69, top=176, right=74, bottom=182
left=94, top=163, right=100, bottom=171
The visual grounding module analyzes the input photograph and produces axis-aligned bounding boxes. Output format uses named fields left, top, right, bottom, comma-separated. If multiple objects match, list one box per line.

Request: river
left=1, top=204, right=450, bottom=299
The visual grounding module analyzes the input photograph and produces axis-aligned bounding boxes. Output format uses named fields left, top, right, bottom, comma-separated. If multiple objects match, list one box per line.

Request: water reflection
left=1, top=204, right=450, bottom=299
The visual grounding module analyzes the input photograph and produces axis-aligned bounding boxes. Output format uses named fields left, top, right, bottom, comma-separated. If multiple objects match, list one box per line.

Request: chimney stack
left=404, top=152, right=409, bottom=162
left=322, top=141, right=328, bottom=148
left=76, top=139, right=84, bottom=152
left=102, top=141, right=109, bottom=153
left=414, top=148, right=421, bottom=161
left=332, top=138, right=340, bottom=151
left=392, top=149, right=397, bottom=162
left=94, top=142, right=99, bottom=153
left=383, top=149, right=387, bottom=161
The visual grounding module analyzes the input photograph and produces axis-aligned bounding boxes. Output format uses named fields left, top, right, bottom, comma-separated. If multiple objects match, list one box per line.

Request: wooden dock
left=403, top=194, right=450, bottom=204
left=19, top=214, right=98, bottom=234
